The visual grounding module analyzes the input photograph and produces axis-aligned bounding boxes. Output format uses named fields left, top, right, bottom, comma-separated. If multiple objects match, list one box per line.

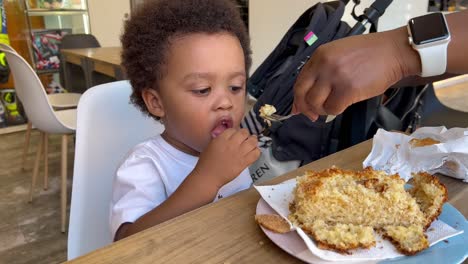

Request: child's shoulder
left=115, top=135, right=167, bottom=173
left=118, top=134, right=190, bottom=170
left=127, top=135, right=165, bottom=157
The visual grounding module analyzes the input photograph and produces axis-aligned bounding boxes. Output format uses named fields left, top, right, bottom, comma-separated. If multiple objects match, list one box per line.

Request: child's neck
left=161, top=131, right=200, bottom=157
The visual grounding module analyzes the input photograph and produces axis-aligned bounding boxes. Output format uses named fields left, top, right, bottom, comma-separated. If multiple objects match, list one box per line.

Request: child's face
left=144, top=32, right=247, bottom=155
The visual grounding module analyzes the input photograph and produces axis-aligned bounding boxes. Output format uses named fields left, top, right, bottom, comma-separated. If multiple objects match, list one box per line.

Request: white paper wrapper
left=363, top=127, right=468, bottom=182
left=254, top=180, right=463, bottom=262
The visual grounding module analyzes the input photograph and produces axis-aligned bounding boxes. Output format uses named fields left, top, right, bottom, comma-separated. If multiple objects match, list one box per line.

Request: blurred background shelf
left=26, top=9, right=88, bottom=16
left=23, top=0, right=91, bottom=73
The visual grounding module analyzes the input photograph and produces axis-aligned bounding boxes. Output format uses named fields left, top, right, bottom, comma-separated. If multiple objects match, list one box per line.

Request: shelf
left=26, top=9, right=88, bottom=16
left=0, top=124, right=28, bottom=135
left=36, top=68, right=60, bottom=74
left=21, top=0, right=91, bottom=78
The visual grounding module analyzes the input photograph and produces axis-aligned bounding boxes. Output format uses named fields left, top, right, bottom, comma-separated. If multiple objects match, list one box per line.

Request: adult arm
left=292, top=10, right=468, bottom=120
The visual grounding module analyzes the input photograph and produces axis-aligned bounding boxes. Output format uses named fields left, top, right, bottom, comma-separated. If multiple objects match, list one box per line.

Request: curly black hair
left=121, top=0, right=252, bottom=117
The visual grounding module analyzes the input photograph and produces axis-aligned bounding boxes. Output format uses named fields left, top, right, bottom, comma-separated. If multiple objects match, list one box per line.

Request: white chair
left=0, top=44, right=81, bottom=172
left=1, top=48, right=76, bottom=233
left=68, top=81, right=164, bottom=260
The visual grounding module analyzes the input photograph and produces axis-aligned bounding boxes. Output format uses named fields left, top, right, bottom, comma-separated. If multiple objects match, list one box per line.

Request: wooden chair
left=1, top=47, right=76, bottom=233
left=59, top=34, right=101, bottom=94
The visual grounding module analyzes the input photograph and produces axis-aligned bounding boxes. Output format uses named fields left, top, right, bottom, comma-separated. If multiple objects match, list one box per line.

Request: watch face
left=409, top=13, right=449, bottom=45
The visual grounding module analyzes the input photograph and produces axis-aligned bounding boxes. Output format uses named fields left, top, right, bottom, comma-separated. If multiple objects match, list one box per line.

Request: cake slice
left=409, top=172, right=448, bottom=228
left=286, top=167, right=447, bottom=255
left=288, top=167, right=426, bottom=230
left=382, top=225, right=429, bottom=255
left=304, top=220, right=375, bottom=253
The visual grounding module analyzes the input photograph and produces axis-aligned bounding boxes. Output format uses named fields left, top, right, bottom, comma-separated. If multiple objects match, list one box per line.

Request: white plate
left=256, top=198, right=468, bottom=264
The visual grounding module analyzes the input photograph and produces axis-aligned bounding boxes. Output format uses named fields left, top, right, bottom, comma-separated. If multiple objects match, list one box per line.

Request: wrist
left=191, top=165, right=224, bottom=191
left=387, top=27, right=422, bottom=78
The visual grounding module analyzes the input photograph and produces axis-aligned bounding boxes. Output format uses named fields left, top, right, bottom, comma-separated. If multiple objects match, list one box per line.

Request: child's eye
left=230, top=86, right=243, bottom=92
left=192, top=87, right=211, bottom=95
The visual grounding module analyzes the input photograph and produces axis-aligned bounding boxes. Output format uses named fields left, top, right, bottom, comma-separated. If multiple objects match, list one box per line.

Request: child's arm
left=115, top=128, right=259, bottom=241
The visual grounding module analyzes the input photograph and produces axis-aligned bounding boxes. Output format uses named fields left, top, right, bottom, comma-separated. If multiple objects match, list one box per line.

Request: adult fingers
left=293, top=59, right=318, bottom=116
left=303, top=76, right=332, bottom=116
left=322, top=85, right=351, bottom=115
left=292, top=101, right=319, bottom=121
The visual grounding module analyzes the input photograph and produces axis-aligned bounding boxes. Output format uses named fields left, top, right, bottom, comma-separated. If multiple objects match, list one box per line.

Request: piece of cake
left=409, top=137, right=440, bottom=147
left=409, top=172, right=448, bottom=229
left=382, top=225, right=428, bottom=255
left=255, top=214, right=291, bottom=233
left=286, top=167, right=447, bottom=255
left=258, top=104, right=276, bottom=127
left=259, top=104, right=276, bottom=118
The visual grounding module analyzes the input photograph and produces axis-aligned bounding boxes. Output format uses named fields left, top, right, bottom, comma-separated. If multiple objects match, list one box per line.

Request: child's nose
left=214, top=90, right=233, bottom=110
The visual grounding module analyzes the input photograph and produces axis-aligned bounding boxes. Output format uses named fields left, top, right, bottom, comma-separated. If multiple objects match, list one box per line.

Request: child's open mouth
left=211, top=117, right=233, bottom=138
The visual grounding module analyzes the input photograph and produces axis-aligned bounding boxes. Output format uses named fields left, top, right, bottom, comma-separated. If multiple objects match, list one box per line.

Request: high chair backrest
left=68, top=80, right=164, bottom=260
left=1, top=47, right=73, bottom=134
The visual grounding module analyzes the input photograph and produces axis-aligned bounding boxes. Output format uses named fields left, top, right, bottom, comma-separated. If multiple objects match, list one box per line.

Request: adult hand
left=292, top=27, right=421, bottom=121
left=195, top=128, right=260, bottom=188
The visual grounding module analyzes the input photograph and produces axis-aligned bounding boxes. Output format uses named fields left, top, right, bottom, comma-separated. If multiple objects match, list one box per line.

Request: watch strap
left=418, top=42, right=449, bottom=77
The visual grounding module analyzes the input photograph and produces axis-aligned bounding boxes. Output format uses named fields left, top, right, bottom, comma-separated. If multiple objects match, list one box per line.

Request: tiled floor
left=0, top=131, right=74, bottom=264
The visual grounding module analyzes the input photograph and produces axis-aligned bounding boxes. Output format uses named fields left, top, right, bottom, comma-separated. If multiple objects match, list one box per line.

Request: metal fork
left=263, top=113, right=336, bottom=123
left=263, top=113, right=294, bottom=122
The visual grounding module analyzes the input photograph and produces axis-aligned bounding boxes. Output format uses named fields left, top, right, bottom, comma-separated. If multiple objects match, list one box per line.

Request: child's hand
left=195, top=128, right=260, bottom=188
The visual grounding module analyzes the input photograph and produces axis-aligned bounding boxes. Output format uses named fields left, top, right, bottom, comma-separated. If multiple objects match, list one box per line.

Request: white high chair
left=68, top=81, right=164, bottom=260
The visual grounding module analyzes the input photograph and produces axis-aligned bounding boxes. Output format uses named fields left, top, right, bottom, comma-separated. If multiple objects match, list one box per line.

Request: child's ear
left=141, top=88, right=165, bottom=118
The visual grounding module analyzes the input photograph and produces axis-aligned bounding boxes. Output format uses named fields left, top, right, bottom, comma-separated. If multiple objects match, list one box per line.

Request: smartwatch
left=407, top=12, right=451, bottom=77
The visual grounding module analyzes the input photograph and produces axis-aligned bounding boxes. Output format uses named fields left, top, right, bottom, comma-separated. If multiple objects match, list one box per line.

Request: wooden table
left=435, top=82, right=468, bottom=113
left=61, top=47, right=124, bottom=89
left=67, top=139, right=467, bottom=263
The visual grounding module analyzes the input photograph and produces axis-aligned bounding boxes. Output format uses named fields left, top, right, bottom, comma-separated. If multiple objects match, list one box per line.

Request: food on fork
left=286, top=167, right=447, bottom=255
left=259, top=104, right=277, bottom=118
left=255, top=214, right=291, bottom=234
left=409, top=137, right=441, bottom=147
left=259, top=104, right=277, bottom=126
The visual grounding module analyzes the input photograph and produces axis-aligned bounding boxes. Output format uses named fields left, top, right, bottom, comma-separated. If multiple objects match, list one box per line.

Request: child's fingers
left=244, top=147, right=261, bottom=165
left=240, top=135, right=258, bottom=153
left=218, top=128, right=237, bottom=140
left=230, top=128, right=250, bottom=144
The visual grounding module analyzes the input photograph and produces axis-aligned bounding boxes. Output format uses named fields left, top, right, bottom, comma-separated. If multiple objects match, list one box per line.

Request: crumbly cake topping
left=286, top=167, right=447, bottom=255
